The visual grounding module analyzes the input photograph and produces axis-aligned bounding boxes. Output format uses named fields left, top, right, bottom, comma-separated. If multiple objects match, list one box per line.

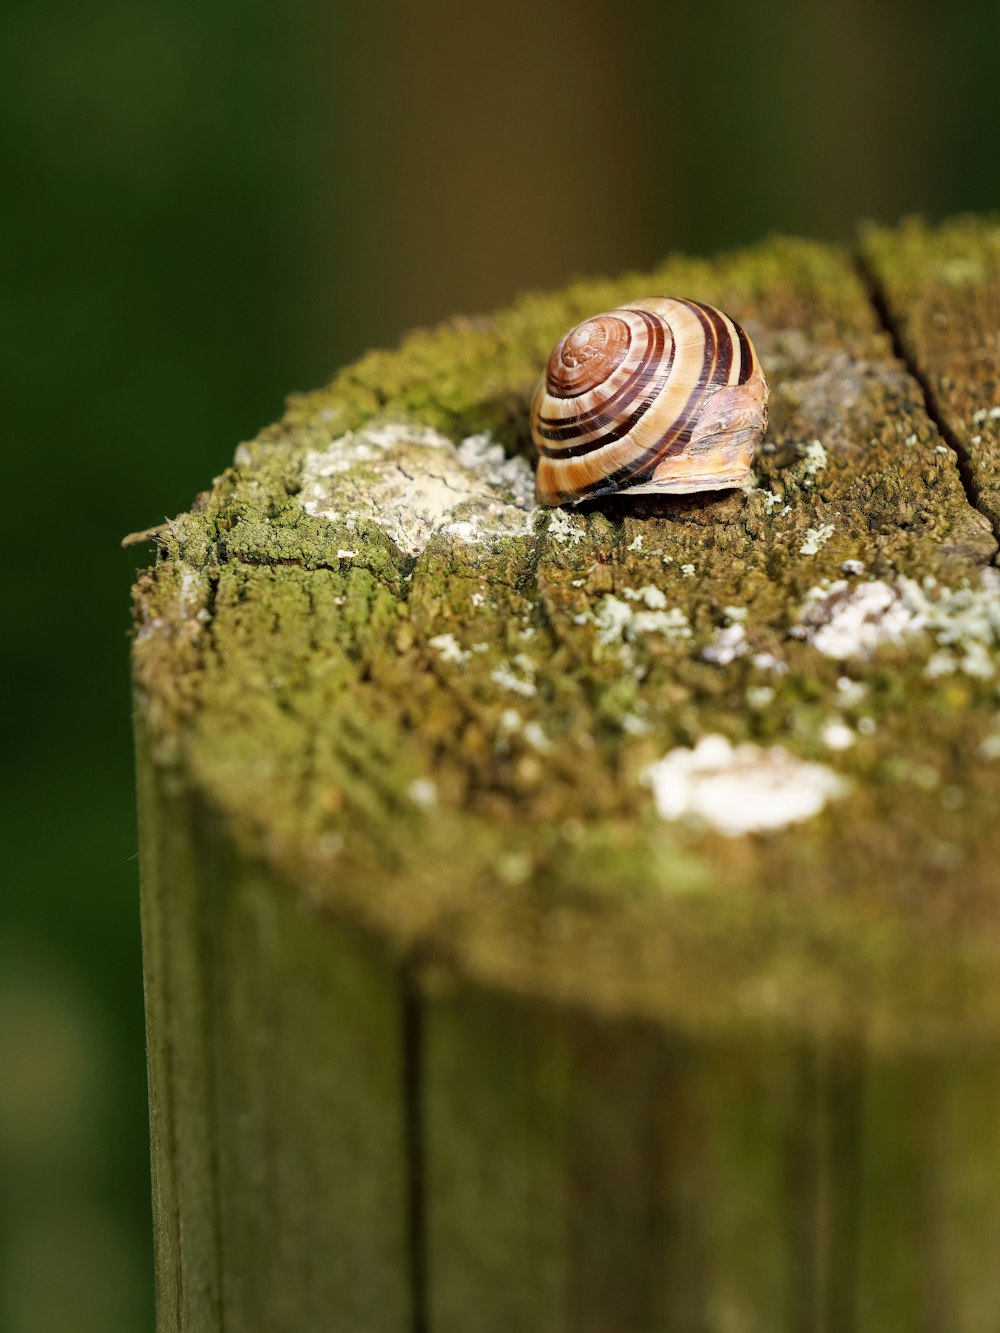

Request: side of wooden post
left=421, top=990, right=1000, bottom=1332
left=137, top=720, right=414, bottom=1332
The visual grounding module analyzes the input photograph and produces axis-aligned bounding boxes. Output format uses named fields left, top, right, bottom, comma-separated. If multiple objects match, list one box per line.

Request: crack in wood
left=857, top=251, right=993, bottom=537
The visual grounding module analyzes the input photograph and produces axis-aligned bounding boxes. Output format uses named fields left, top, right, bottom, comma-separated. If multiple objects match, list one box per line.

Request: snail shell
left=531, top=297, right=769, bottom=507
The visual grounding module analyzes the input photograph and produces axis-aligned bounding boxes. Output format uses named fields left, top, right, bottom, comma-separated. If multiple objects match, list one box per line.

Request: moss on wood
left=135, top=224, right=1000, bottom=1053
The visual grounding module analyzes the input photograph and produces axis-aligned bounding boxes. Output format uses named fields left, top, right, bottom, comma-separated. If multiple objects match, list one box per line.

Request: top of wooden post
left=132, top=214, right=1000, bottom=1054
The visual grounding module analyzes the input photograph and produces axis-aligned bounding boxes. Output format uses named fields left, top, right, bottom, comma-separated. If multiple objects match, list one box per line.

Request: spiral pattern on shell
left=531, top=297, right=769, bottom=507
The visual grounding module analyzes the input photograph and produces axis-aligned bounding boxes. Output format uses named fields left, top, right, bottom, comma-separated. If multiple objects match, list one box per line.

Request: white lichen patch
left=522, top=721, right=551, bottom=752
left=821, top=719, right=855, bottom=750
left=798, top=439, right=828, bottom=481
left=836, top=675, right=867, bottom=707
left=406, top=778, right=438, bottom=808
left=547, top=509, right=586, bottom=545
left=178, top=571, right=207, bottom=620
left=490, top=654, right=538, bottom=698
left=642, top=735, right=848, bottom=837
left=582, top=594, right=691, bottom=647
left=796, top=574, right=1000, bottom=676
left=587, top=597, right=632, bottom=644
left=495, top=708, right=548, bottom=749
left=746, top=685, right=776, bottom=708
left=800, top=523, right=835, bottom=556
left=490, top=666, right=536, bottom=698
left=428, top=632, right=469, bottom=664
left=746, top=482, right=782, bottom=509
left=752, top=650, right=788, bottom=674
left=796, top=580, right=910, bottom=658
left=622, top=585, right=668, bottom=610
left=621, top=711, right=652, bottom=736
left=924, top=640, right=995, bottom=681
left=702, top=624, right=747, bottom=665
left=299, top=424, right=537, bottom=556
left=136, top=567, right=210, bottom=646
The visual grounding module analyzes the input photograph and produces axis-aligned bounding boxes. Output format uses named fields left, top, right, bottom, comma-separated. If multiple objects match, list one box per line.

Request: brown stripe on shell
left=736, top=324, right=753, bottom=384
left=701, top=301, right=733, bottom=386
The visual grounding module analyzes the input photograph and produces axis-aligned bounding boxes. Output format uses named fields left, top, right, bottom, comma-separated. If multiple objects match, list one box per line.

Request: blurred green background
left=2, top=0, right=998, bottom=1326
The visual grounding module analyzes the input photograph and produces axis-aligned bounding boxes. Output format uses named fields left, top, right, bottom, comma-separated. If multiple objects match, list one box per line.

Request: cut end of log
left=133, top=218, right=1000, bottom=1054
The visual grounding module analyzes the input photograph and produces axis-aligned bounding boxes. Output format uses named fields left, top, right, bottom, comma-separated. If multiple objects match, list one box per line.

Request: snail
left=530, top=297, right=769, bottom=507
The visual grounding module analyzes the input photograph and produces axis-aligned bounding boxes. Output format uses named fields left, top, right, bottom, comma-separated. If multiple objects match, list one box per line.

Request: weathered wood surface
left=133, top=215, right=1000, bottom=1332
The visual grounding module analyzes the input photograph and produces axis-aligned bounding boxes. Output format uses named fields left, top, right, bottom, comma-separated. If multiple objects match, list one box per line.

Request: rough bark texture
left=134, top=215, right=1000, bottom=1332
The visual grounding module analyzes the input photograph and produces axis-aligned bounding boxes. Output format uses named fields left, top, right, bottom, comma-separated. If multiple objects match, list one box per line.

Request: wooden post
left=133, top=215, right=1000, bottom=1332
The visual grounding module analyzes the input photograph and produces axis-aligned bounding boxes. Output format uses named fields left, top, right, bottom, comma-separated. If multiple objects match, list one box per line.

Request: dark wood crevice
left=856, top=251, right=992, bottom=537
